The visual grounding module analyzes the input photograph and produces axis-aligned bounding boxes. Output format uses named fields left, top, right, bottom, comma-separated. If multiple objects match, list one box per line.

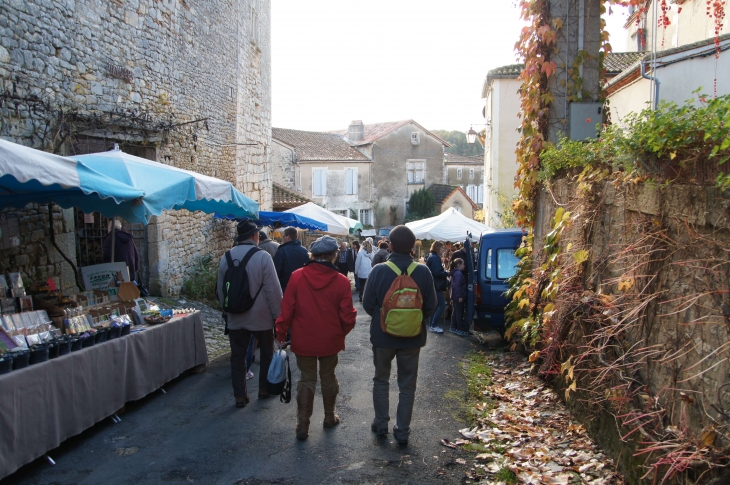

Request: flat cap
left=310, top=235, right=338, bottom=255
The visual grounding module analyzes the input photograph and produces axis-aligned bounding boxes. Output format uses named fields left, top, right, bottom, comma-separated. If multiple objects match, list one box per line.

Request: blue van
left=467, top=229, right=523, bottom=332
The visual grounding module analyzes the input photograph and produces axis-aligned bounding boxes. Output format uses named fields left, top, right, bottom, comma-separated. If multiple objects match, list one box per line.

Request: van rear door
left=474, top=232, right=522, bottom=330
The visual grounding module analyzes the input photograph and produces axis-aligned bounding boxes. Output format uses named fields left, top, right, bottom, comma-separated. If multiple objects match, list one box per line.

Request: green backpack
left=379, top=261, right=425, bottom=337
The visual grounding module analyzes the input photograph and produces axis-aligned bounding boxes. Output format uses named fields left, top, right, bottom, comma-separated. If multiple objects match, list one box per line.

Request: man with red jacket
left=275, top=236, right=357, bottom=440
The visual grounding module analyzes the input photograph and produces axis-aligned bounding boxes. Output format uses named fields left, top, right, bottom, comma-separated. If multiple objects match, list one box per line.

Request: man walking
left=217, top=219, right=283, bottom=408
left=273, top=227, right=309, bottom=295
left=362, top=225, right=437, bottom=446
left=336, top=241, right=355, bottom=278
left=258, top=230, right=279, bottom=259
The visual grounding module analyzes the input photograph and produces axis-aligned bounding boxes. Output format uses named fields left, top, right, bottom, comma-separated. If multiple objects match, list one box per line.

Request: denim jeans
left=430, top=291, right=446, bottom=328
left=372, top=346, right=420, bottom=443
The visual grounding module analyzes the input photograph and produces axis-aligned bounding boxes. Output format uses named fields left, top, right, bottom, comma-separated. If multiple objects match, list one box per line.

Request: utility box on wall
left=569, top=103, right=603, bottom=141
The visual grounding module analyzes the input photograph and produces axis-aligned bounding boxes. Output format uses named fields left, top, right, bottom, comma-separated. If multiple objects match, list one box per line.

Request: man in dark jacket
left=102, top=220, right=140, bottom=282
left=363, top=225, right=437, bottom=447
left=273, top=227, right=310, bottom=294
left=336, top=241, right=355, bottom=277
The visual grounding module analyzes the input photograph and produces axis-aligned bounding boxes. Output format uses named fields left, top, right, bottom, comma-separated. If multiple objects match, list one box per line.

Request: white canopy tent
left=405, top=208, right=493, bottom=242
left=284, top=202, right=361, bottom=236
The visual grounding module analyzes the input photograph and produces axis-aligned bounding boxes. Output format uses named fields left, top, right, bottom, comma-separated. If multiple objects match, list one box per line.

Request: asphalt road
left=3, top=301, right=477, bottom=485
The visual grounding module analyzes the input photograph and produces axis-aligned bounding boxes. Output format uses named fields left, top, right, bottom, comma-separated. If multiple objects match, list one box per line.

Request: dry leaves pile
left=451, top=353, right=625, bottom=485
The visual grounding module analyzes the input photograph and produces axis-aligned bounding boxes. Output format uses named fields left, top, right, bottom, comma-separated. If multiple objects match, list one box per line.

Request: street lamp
left=466, top=127, right=478, bottom=144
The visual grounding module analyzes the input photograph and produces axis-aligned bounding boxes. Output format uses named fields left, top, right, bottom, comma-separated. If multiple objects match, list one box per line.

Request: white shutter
left=351, top=168, right=358, bottom=195
left=313, top=169, right=321, bottom=196
left=478, top=185, right=484, bottom=204
left=345, top=168, right=358, bottom=195
left=321, top=169, right=327, bottom=196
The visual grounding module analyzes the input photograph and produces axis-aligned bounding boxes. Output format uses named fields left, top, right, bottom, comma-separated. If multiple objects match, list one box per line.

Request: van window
left=485, top=248, right=492, bottom=279
left=496, top=249, right=520, bottom=280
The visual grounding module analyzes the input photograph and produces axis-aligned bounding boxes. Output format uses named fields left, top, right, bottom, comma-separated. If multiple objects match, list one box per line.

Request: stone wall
left=271, top=140, right=297, bottom=190
left=0, top=0, right=271, bottom=296
left=535, top=179, right=730, bottom=483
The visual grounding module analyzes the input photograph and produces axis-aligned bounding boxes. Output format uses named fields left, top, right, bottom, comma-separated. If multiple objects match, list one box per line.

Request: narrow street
left=3, top=300, right=477, bottom=485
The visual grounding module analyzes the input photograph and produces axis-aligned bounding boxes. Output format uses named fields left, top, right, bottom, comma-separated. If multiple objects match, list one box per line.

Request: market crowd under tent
left=284, top=202, right=362, bottom=236
left=405, top=207, right=493, bottom=242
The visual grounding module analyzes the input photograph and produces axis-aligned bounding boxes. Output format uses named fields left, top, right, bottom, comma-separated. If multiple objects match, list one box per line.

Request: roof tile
left=272, top=128, right=370, bottom=161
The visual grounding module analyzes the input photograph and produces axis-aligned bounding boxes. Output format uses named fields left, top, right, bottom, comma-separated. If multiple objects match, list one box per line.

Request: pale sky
left=271, top=1, right=629, bottom=133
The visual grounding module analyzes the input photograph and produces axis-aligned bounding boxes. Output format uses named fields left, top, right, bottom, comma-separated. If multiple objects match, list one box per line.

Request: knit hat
left=237, top=219, right=261, bottom=240
left=310, top=235, right=338, bottom=255
left=258, top=230, right=269, bottom=241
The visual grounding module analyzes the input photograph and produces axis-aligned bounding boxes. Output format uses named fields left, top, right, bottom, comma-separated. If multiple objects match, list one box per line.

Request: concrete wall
left=484, top=77, right=521, bottom=227
left=370, top=123, right=445, bottom=226
left=445, top=164, right=484, bottom=205
left=298, top=161, right=372, bottom=217
left=438, top=191, right=474, bottom=219
left=0, top=0, right=271, bottom=296
left=623, top=0, right=730, bottom=52
left=608, top=39, right=730, bottom=125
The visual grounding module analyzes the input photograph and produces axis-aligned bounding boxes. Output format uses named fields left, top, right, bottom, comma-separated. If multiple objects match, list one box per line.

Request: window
left=466, top=184, right=477, bottom=202
left=496, top=249, right=520, bottom=280
left=477, top=185, right=484, bottom=204
left=469, top=168, right=475, bottom=179
left=359, top=209, right=371, bottom=226
left=345, top=168, right=358, bottom=195
left=407, top=161, right=425, bottom=184
left=456, top=168, right=462, bottom=179
left=485, top=248, right=492, bottom=278
left=312, top=168, right=327, bottom=196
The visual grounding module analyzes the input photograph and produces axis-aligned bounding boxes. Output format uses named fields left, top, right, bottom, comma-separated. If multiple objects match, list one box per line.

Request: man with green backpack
left=362, top=225, right=437, bottom=447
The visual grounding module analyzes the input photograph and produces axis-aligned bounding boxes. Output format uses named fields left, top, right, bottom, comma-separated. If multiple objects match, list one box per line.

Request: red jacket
left=275, top=261, right=357, bottom=357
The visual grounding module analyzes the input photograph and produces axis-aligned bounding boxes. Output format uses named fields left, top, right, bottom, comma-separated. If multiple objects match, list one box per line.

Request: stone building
left=0, top=0, right=271, bottom=296
left=426, top=184, right=478, bottom=219
left=443, top=153, right=483, bottom=207
left=272, top=120, right=450, bottom=228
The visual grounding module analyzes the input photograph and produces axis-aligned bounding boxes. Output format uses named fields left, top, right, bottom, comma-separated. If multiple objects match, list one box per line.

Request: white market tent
left=405, top=207, right=493, bottom=242
left=284, top=202, right=361, bottom=236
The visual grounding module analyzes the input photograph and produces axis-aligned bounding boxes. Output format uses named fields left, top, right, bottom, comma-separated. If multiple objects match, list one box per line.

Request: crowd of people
left=216, top=221, right=472, bottom=446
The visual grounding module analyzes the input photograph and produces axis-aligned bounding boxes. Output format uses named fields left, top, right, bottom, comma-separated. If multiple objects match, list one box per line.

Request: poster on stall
left=80, top=263, right=130, bottom=301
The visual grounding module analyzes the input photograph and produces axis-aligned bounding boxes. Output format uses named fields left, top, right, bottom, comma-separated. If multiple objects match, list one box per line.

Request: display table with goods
left=0, top=282, right=208, bottom=478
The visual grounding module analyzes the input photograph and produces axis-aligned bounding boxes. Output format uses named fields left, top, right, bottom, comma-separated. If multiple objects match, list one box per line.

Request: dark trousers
left=229, top=328, right=274, bottom=398
left=372, top=346, right=420, bottom=442
left=358, top=277, right=367, bottom=302
left=451, top=300, right=466, bottom=331
left=337, top=263, right=348, bottom=276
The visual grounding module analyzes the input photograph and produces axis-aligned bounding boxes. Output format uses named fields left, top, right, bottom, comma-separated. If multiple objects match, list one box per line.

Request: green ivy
left=539, top=93, right=730, bottom=183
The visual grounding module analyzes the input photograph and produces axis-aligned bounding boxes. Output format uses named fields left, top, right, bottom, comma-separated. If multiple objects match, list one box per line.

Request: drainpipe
left=640, top=60, right=660, bottom=110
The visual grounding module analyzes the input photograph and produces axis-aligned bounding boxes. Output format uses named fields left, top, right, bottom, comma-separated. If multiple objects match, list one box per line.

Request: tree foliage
left=432, top=130, right=484, bottom=158
left=405, top=188, right=436, bottom=223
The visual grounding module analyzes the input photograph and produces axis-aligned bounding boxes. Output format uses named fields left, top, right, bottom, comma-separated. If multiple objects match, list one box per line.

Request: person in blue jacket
left=273, top=227, right=310, bottom=295
left=425, top=241, right=449, bottom=333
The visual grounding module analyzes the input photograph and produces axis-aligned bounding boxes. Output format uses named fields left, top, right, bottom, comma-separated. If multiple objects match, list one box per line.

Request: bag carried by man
left=222, top=247, right=263, bottom=314
left=267, top=343, right=292, bottom=403
left=379, top=261, right=424, bottom=337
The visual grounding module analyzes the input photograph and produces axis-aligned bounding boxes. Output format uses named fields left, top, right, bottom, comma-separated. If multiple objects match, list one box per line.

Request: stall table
left=0, top=312, right=208, bottom=479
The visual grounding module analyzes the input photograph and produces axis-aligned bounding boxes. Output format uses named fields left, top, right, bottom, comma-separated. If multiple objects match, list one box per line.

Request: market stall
left=0, top=140, right=257, bottom=478
left=405, top=207, right=494, bottom=242
left=0, top=311, right=207, bottom=478
left=284, top=202, right=362, bottom=235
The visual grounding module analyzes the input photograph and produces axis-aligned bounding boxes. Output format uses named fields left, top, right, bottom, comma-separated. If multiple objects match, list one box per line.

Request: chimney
left=348, top=120, right=364, bottom=142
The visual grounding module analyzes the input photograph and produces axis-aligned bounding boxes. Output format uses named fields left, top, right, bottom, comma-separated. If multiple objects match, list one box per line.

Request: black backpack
left=222, top=247, right=264, bottom=315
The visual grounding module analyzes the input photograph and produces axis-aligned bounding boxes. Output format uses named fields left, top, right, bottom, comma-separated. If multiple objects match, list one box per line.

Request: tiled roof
left=444, top=153, right=482, bottom=165
left=272, top=183, right=311, bottom=210
left=603, top=52, right=645, bottom=74
left=272, top=128, right=370, bottom=161
left=427, top=184, right=478, bottom=209
left=330, top=120, right=451, bottom=147
left=482, top=53, right=645, bottom=96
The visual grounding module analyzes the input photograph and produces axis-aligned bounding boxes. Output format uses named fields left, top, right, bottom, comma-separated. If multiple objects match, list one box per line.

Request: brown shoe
left=296, top=387, right=315, bottom=440
left=235, top=396, right=250, bottom=408
left=258, top=389, right=272, bottom=399
left=322, top=394, right=340, bottom=428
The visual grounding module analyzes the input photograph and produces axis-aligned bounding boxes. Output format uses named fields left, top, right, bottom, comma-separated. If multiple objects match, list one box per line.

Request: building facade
left=444, top=152, right=484, bottom=207
left=273, top=120, right=449, bottom=228
left=0, top=0, right=271, bottom=295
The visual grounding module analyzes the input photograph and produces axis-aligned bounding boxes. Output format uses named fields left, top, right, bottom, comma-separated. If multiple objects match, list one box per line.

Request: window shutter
left=321, top=170, right=327, bottom=196
left=351, top=169, right=357, bottom=195
left=313, top=170, right=321, bottom=196
left=478, top=185, right=484, bottom=203
left=345, top=169, right=353, bottom=194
